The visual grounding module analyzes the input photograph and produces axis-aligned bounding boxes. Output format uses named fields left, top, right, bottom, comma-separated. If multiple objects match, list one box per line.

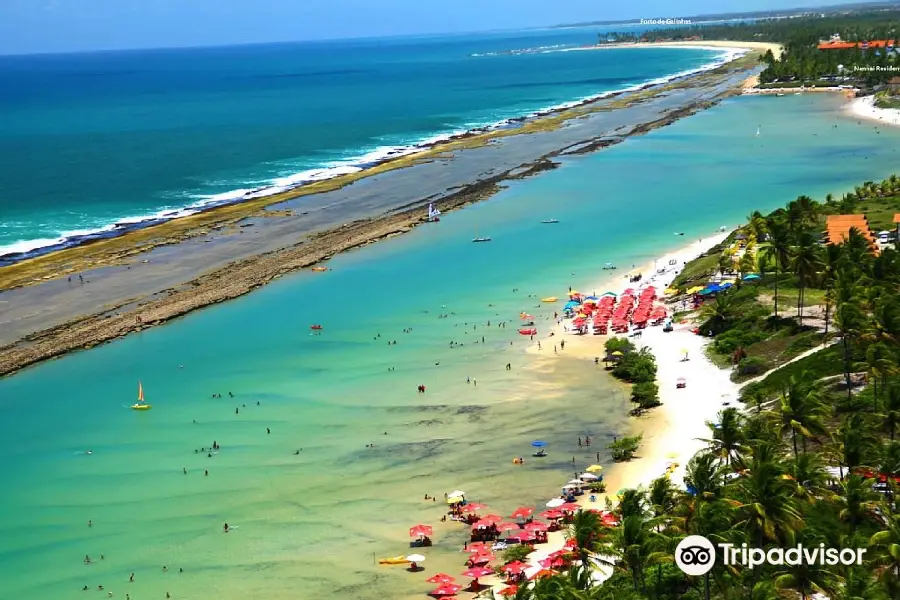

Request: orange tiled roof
left=893, top=213, right=900, bottom=224
left=824, top=214, right=877, bottom=250
left=818, top=39, right=895, bottom=50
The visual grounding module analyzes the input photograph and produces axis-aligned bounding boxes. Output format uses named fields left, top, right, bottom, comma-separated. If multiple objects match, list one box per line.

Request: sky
left=0, top=0, right=879, bottom=55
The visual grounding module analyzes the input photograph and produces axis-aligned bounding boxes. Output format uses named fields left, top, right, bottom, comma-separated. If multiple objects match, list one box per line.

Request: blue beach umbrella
left=743, top=274, right=760, bottom=281
left=531, top=441, right=547, bottom=448
left=584, top=295, right=599, bottom=301
left=601, top=292, right=617, bottom=297
left=720, top=283, right=733, bottom=289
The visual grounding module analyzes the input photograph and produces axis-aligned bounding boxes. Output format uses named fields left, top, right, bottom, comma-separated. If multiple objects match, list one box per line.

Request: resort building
left=817, top=36, right=896, bottom=50
left=824, top=214, right=878, bottom=253
left=888, top=76, right=900, bottom=94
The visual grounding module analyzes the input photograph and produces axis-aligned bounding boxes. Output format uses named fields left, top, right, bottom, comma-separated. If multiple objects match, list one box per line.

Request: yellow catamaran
left=131, top=381, right=152, bottom=410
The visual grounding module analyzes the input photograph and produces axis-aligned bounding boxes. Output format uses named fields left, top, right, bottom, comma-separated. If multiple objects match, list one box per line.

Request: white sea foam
left=1, top=48, right=743, bottom=260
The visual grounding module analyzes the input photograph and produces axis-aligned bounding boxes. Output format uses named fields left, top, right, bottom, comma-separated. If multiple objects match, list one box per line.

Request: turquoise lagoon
left=1, top=94, right=899, bottom=600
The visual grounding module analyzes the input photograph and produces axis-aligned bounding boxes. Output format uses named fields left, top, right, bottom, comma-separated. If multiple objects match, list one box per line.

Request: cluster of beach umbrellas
left=631, top=286, right=666, bottom=328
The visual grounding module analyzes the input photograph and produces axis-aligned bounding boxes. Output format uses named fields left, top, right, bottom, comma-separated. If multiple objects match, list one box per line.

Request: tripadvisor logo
left=675, top=535, right=866, bottom=576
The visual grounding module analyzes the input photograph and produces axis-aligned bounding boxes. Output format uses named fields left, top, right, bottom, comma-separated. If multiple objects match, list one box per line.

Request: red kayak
left=518, top=328, right=537, bottom=335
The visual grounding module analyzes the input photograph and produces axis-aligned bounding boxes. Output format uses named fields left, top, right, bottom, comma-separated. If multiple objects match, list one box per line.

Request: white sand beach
left=479, top=232, right=740, bottom=596
left=847, top=94, right=900, bottom=128
left=584, top=40, right=783, bottom=59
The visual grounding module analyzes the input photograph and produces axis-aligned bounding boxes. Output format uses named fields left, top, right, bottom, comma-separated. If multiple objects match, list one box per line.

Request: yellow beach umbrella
left=687, top=286, right=704, bottom=294
left=585, top=464, right=604, bottom=473
left=447, top=495, right=464, bottom=504
left=611, top=351, right=623, bottom=356
left=664, top=288, right=679, bottom=296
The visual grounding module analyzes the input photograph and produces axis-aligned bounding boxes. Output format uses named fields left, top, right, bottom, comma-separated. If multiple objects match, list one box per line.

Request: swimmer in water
left=224, top=523, right=230, bottom=533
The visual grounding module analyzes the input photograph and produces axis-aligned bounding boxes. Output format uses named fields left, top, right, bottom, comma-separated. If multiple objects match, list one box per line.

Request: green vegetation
left=608, top=434, right=643, bottom=462
left=495, top=174, right=900, bottom=600
left=875, top=91, right=900, bottom=109
left=606, top=338, right=661, bottom=413
left=602, top=9, right=900, bottom=88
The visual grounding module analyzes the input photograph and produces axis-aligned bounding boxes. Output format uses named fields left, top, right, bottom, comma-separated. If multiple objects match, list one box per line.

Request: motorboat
left=311, top=267, right=328, bottom=272
left=541, top=219, right=559, bottom=224
left=472, top=237, right=492, bottom=243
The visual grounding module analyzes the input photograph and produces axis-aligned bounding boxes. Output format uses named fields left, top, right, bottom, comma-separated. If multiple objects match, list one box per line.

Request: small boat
left=131, top=381, right=152, bottom=411
left=756, top=125, right=761, bottom=137
left=309, top=325, right=323, bottom=330
left=472, top=226, right=491, bottom=243
left=311, top=267, right=328, bottom=272
left=541, top=219, right=559, bottom=224
left=427, top=202, right=441, bottom=222
left=541, top=297, right=558, bottom=303
left=378, top=556, right=410, bottom=565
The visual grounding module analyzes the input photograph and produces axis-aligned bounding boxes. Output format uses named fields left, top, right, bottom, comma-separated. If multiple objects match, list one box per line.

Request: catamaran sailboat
left=131, top=381, right=152, bottom=410
left=427, top=202, right=441, bottom=222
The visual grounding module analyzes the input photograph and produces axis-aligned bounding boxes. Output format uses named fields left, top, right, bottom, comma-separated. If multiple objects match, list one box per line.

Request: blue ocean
left=0, top=29, right=727, bottom=257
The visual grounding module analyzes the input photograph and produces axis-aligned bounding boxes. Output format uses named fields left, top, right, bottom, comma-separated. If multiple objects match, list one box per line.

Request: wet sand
left=0, top=53, right=762, bottom=377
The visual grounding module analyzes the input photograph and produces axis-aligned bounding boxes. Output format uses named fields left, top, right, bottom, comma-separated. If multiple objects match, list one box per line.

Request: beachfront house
left=824, top=214, right=878, bottom=254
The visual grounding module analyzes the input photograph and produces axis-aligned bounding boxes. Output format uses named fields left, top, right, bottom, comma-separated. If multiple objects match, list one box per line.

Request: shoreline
left=477, top=231, right=737, bottom=597
left=847, top=94, right=900, bottom=127
left=529, top=231, right=736, bottom=493
left=0, top=54, right=762, bottom=378
left=0, top=44, right=747, bottom=268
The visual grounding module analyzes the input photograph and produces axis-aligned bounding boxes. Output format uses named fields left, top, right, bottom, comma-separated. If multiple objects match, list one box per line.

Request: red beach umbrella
left=511, top=507, right=533, bottom=519
left=497, top=522, right=521, bottom=532
left=499, top=585, right=519, bottom=597
left=509, top=530, right=536, bottom=543
left=468, top=552, right=495, bottom=565
left=471, top=520, right=493, bottom=530
left=558, top=502, right=581, bottom=512
left=461, top=502, right=487, bottom=513
left=462, top=566, right=494, bottom=579
left=431, top=583, right=463, bottom=596
left=502, top=561, right=528, bottom=575
left=426, top=573, right=457, bottom=584
left=540, top=509, right=563, bottom=520
left=539, top=557, right=567, bottom=569
left=524, top=520, right=548, bottom=532
left=465, top=542, right=491, bottom=554
left=409, top=524, right=433, bottom=537
left=479, top=514, right=502, bottom=523
left=529, top=569, right=555, bottom=580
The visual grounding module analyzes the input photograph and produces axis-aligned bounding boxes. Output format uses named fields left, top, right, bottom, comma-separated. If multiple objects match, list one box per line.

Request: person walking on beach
left=577, top=437, right=582, bottom=448
left=585, top=436, right=591, bottom=447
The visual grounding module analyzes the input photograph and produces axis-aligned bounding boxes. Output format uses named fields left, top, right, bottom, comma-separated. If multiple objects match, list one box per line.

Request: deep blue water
left=0, top=29, right=725, bottom=258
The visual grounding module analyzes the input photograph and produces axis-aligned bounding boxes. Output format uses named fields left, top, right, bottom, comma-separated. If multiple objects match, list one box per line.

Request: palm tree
left=785, top=451, right=831, bottom=502
left=837, top=473, right=880, bottom=537
left=699, top=407, right=746, bottom=467
left=700, top=290, right=737, bottom=335
left=733, top=447, right=803, bottom=547
left=762, top=219, right=793, bottom=317
left=601, top=514, right=652, bottom=593
left=568, top=508, right=603, bottom=567
left=647, top=476, right=677, bottom=528
left=884, top=384, right=900, bottom=443
left=791, top=231, right=824, bottom=326
left=774, top=530, right=843, bottom=599
left=775, top=377, right=829, bottom=459
left=834, top=271, right=868, bottom=400
left=869, top=513, right=900, bottom=592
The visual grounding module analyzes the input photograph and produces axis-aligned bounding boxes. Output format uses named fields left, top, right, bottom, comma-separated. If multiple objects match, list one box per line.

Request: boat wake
left=0, top=47, right=744, bottom=267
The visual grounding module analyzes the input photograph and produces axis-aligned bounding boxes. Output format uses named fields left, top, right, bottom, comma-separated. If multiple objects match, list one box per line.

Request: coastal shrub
left=713, top=327, right=770, bottom=355
left=631, top=381, right=660, bottom=409
left=501, top=544, right=532, bottom=564
left=737, top=356, right=768, bottom=376
left=604, top=337, right=635, bottom=355
left=609, top=434, right=642, bottom=462
left=612, top=348, right=657, bottom=384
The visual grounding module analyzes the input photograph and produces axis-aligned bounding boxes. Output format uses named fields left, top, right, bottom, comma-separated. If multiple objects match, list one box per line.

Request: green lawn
left=740, top=343, right=845, bottom=401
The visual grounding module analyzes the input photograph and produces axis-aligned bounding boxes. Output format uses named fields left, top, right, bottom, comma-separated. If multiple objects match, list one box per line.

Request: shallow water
left=1, top=93, right=899, bottom=600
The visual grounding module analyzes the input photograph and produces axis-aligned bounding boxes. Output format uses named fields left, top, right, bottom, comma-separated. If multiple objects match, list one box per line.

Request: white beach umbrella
left=406, top=554, right=426, bottom=562
left=546, top=498, right=565, bottom=508
left=447, top=490, right=466, bottom=498
left=579, top=473, right=599, bottom=481
left=567, top=479, right=584, bottom=485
